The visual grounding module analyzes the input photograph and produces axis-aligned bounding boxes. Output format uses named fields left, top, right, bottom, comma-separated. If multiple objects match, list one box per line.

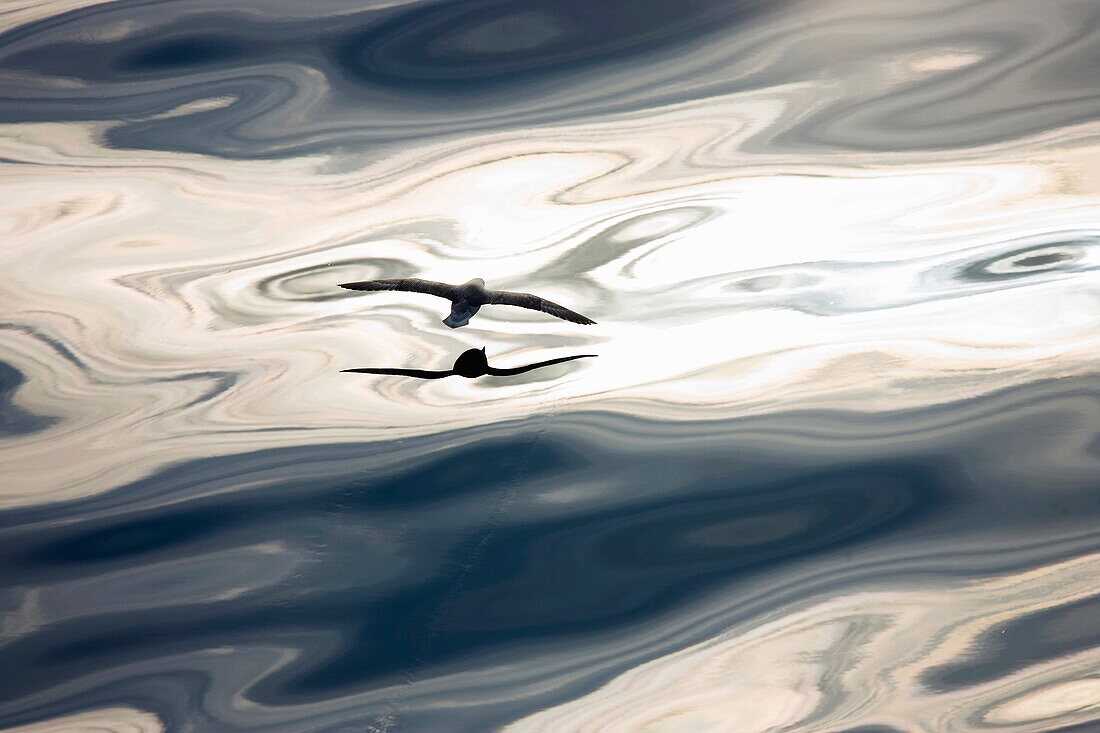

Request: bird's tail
left=443, top=302, right=477, bottom=329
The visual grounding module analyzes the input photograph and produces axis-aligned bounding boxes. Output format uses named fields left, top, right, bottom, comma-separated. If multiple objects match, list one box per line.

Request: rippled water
left=1, top=0, right=1099, bottom=731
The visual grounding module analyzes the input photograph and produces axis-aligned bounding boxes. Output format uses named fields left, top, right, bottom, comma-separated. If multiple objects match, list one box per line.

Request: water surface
left=1, top=0, right=1099, bottom=731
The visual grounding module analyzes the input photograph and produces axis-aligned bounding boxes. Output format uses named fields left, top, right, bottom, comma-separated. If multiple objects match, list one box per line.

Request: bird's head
left=453, top=347, right=489, bottom=377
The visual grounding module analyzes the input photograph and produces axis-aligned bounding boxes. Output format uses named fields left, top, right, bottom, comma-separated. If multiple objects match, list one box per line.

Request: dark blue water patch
left=0, top=359, right=58, bottom=437
left=17, top=505, right=250, bottom=567
left=0, top=0, right=780, bottom=158
left=1, top=17, right=293, bottom=82
left=0, top=0, right=773, bottom=87
left=125, top=35, right=247, bottom=70
left=0, top=377, right=1098, bottom=731
left=922, top=592, right=1100, bottom=693
left=0, top=0, right=827, bottom=158
left=331, top=0, right=772, bottom=91
left=0, top=456, right=944, bottom=704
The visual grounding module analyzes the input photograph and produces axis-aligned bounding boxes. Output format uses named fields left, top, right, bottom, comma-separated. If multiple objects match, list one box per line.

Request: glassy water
left=1, top=0, right=1098, bottom=731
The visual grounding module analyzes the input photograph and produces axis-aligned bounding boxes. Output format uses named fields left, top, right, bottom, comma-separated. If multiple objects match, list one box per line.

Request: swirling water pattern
left=0, top=0, right=1098, bottom=731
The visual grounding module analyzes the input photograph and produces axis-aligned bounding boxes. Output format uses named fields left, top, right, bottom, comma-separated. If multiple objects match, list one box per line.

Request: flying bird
left=342, top=347, right=596, bottom=380
left=338, top=277, right=596, bottom=328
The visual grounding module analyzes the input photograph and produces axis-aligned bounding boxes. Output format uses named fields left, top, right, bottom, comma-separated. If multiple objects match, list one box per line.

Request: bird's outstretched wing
left=342, top=367, right=454, bottom=380
left=339, top=278, right=459, bottom=301
left=486, top=290, right=596, bottom=324
left=486, top=354, right=596, bottom=377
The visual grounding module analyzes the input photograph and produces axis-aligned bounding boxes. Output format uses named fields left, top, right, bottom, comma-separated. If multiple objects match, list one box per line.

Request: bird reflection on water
left=342, top=347, right=596, bottom=379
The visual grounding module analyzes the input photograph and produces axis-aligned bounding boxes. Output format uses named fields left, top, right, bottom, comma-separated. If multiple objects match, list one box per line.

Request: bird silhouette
left=338, top=277, right=596, bottom=328
left=342, top=347, right=596, bottom=379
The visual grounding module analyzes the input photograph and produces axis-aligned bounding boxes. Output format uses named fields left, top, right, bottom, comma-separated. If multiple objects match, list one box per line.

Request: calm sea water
left=1, top=1, right=1099, bottom=731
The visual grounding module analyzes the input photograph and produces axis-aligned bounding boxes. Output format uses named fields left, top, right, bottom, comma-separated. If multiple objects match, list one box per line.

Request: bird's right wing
left=342, top=367, right=454, bottom=380
left=486, top=290, right=596, bottom=324
left=338, top=278, right=459, bottom=301
left=486, top=354, right=596, bottom=377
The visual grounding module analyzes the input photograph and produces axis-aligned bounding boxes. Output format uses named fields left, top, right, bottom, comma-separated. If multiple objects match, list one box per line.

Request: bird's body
left=338, top=277, right=595, bottom=328
left=343, top=347, right=595, bottom=380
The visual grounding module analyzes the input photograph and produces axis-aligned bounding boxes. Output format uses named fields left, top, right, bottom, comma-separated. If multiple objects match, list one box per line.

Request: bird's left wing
left=486, top=290, right=596, bottom=324
left=486, top=354, right=596, bottom=377
left=339, top=279, right=459, bottom=301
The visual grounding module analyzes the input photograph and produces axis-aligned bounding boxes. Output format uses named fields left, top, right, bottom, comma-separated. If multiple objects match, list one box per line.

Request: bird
left=342, top=347, right=596, bottom=380
left=338, top=277, right=596, bottom=328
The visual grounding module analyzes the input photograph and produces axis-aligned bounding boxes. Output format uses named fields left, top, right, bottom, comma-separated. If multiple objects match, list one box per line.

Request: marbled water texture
left=0, top=0, right=1098, bottom=730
